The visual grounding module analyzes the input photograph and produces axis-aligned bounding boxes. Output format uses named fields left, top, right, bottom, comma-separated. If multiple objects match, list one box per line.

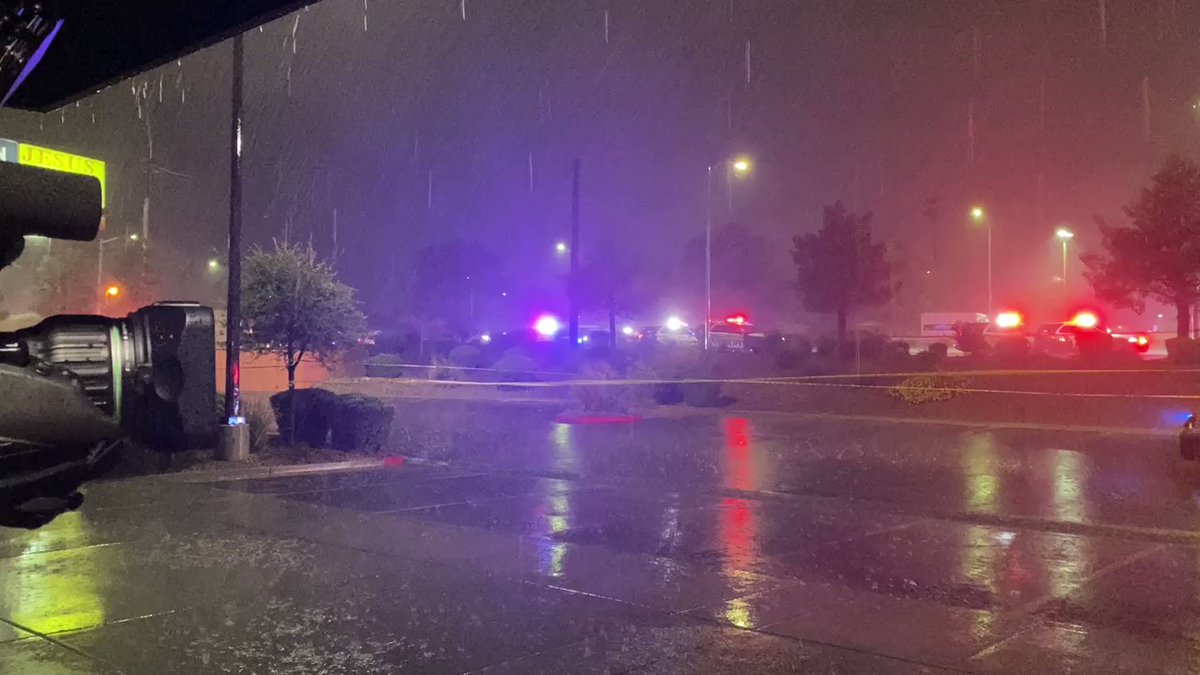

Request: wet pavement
left=5, top=402, right=1200, bottom=673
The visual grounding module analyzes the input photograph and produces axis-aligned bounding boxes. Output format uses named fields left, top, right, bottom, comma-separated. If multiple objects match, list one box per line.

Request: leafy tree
left=1082, top=155, right=1200, bottom=338
left=791, top=201, right=892, bottom=341
left=242, top=241, right=366, bottom=390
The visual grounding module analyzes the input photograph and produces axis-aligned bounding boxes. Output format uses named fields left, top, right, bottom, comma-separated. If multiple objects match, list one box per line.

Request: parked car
left=639, top=324, right=699, bottom=347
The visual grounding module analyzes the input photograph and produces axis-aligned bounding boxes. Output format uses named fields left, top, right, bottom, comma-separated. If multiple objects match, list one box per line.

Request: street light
left=555, top=241, right=567, bottom=255
left=104, top=284, right=121, bottom=299
left=705, top=155, right=754, bottom=350
left=1056, top=227, right=1074, bottom=301
left=207, top=258, right=221, bottom=270
left=96, top=233, right=140, bottom=313
left=969, top=206, right=991, bottom=312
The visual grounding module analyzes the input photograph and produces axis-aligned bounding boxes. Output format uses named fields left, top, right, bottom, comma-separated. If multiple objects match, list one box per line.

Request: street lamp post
left=704, top=156, right=751, bottom=350
left=96, top=233, right=139, bottom=313
left=1055, top=227, right=1074, bottom=302
left=970, top=206, right=991, bottom=312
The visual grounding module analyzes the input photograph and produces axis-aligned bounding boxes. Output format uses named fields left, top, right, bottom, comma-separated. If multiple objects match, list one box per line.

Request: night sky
left=2, top=0, right=1199, bottom=330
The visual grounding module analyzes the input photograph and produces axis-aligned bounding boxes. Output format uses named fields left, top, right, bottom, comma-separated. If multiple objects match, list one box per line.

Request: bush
left=269, top=388, right=338, bottom=447
left=570, top=361, right=642, bottom=414
left=929, top=342, right=949, bottom=359
left=330, top=394, right=395, bottom=453
left=775, top=348, right=806, bottom=371
left=883, top=340, right=910, bottom=359
left=429, top=354, right=463, bottom=381
left=815, top=336, right=839, bottom=357
left=363, top=353, right=407, bottom=378
left=680, top=356, right=726, bottom=407
left=858, top=332, right=886, bottom=359
left=913, top=344, right=947, bottom=371
left=492, top=349, right=539, bottom=381
left=889, top=375, right=969, bottom=405
left=448, top=344, right=484, bottom=369
left=1167, top=337, right=1200, bottom=364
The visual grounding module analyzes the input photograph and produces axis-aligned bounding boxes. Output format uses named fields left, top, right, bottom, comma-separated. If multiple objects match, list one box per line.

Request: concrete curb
left=170, top=455, right=443, bottom=483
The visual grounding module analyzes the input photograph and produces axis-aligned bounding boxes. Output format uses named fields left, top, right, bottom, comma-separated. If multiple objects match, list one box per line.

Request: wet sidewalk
left=4, top=408, right=1200, bottom=673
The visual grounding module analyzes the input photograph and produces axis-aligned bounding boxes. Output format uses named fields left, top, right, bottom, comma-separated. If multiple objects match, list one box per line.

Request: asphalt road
left=3, top=402, right=1200, bottom=673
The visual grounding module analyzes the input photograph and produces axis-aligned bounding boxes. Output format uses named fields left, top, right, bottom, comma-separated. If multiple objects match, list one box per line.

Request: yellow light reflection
left=722, top=596, right=756, bottom=628
left=962, top=432, right=999, bottom=514
left=5, top=512, right=106, bottom=634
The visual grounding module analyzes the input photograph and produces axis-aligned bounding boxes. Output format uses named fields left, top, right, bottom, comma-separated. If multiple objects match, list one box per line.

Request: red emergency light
left=725, top=313, right=748, bottom=326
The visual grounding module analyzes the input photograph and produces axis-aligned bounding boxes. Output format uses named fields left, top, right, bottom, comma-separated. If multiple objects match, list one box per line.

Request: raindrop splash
left=363, top=0, right=369, bottom=32
left=1098, top=0, right=1107, bottom=49
left=461, top=0, right=467, bottom=21
left=604, top=10, right=610, bottom=44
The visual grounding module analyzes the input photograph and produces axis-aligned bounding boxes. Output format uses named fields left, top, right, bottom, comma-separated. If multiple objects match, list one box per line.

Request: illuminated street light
left=1056, top=227, right=1074, bottom=301
left=705, top=154, right=755, bottom=349
left=128, top=233, right=141, bottom=242
left=968, top=206, right=991, bottom=311
left=555, top=241, right=568, bottom=255
left=104, top=284, right=120, bottom=299
left=208, top=258, right=221, bottom=270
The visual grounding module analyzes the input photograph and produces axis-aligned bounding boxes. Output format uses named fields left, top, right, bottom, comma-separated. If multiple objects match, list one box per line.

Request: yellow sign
left=17, top=143, right=106, bottom=207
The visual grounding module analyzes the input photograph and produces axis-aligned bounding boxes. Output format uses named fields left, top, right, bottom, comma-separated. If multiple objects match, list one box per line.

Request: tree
left=791, top=201, right=892, bottom=340
left=1082, top=155, right=1200, bottom=338
left=242, top=241, right=366, bottom=390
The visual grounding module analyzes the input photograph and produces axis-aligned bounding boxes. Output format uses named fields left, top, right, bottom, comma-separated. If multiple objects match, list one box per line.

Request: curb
left=554, top=414, right=642, bottom=425
left=171, top=456, right=418, bottom=483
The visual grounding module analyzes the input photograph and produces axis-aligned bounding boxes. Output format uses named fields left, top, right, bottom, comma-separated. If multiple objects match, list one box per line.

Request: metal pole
left=223, top=33, right=244, bottom=423
left=986, top=220, right=993, bottom=313
left=568, top=159, right=581, bottom=347
left=705, top=165, right=713, bottom=351
left=95, top=243, right=103, bottom=313
left=1061, top=238, right=1068, bottom=302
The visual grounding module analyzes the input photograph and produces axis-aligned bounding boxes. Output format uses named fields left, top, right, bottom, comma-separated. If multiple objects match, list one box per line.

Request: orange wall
left=215, top=350, right=331, bottom=394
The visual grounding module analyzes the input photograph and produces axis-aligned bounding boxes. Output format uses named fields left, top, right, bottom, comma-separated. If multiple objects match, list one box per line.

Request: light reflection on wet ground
left=4, top=401, right=1200, bottom=672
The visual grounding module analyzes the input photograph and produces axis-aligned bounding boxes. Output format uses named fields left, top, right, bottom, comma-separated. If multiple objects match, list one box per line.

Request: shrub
left=775, top=348, right=806, bottom=371
left=448, top=344, right=484, bottom=369
left=1167, top=337, right=1200, bottom=364
left=889, top=375, right=969, bottom=405
left=570, top=361, right=642, bottom=414
left=269, top=388, right=338, bottom=447
left=815, top=336, right=839, bottom=357
left=330, top=394, right=395, bottom=453
left=492, top=349, right=539, bottom=382
left=858, top=332, right=886, bottom=359
left=883, top=340, right=910, bottom=359
left=363, top=353, right=407, bottom=378
left=680, top=356, right=726, bottom=407
left=929, top=342, right=949, bottom=359
left=429, top=353, right=464, bottom=381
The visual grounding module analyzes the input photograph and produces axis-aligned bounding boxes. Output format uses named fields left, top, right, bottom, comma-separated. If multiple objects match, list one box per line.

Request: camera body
left=0, top=160, right=216, bottom=526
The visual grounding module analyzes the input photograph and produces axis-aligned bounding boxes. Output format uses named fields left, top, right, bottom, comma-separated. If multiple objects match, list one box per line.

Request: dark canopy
left=7, top=0, right=320, bottom=111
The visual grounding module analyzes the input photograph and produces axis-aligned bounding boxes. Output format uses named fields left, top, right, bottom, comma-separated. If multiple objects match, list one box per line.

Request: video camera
left=0, top=160, right=216, bottom=527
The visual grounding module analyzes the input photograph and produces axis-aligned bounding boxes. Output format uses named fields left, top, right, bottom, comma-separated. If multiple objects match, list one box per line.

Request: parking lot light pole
left=704, top=157, right=751, bottom=350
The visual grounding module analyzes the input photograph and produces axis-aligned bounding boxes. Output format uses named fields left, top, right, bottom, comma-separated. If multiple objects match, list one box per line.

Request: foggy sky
left=2, top=0, right=1199, bottom=327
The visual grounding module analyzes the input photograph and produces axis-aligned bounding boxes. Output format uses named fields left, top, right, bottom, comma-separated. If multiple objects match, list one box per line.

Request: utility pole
left=219, top=32, right=248, bottom=460
left=569, top=159, right=581, bottom=347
